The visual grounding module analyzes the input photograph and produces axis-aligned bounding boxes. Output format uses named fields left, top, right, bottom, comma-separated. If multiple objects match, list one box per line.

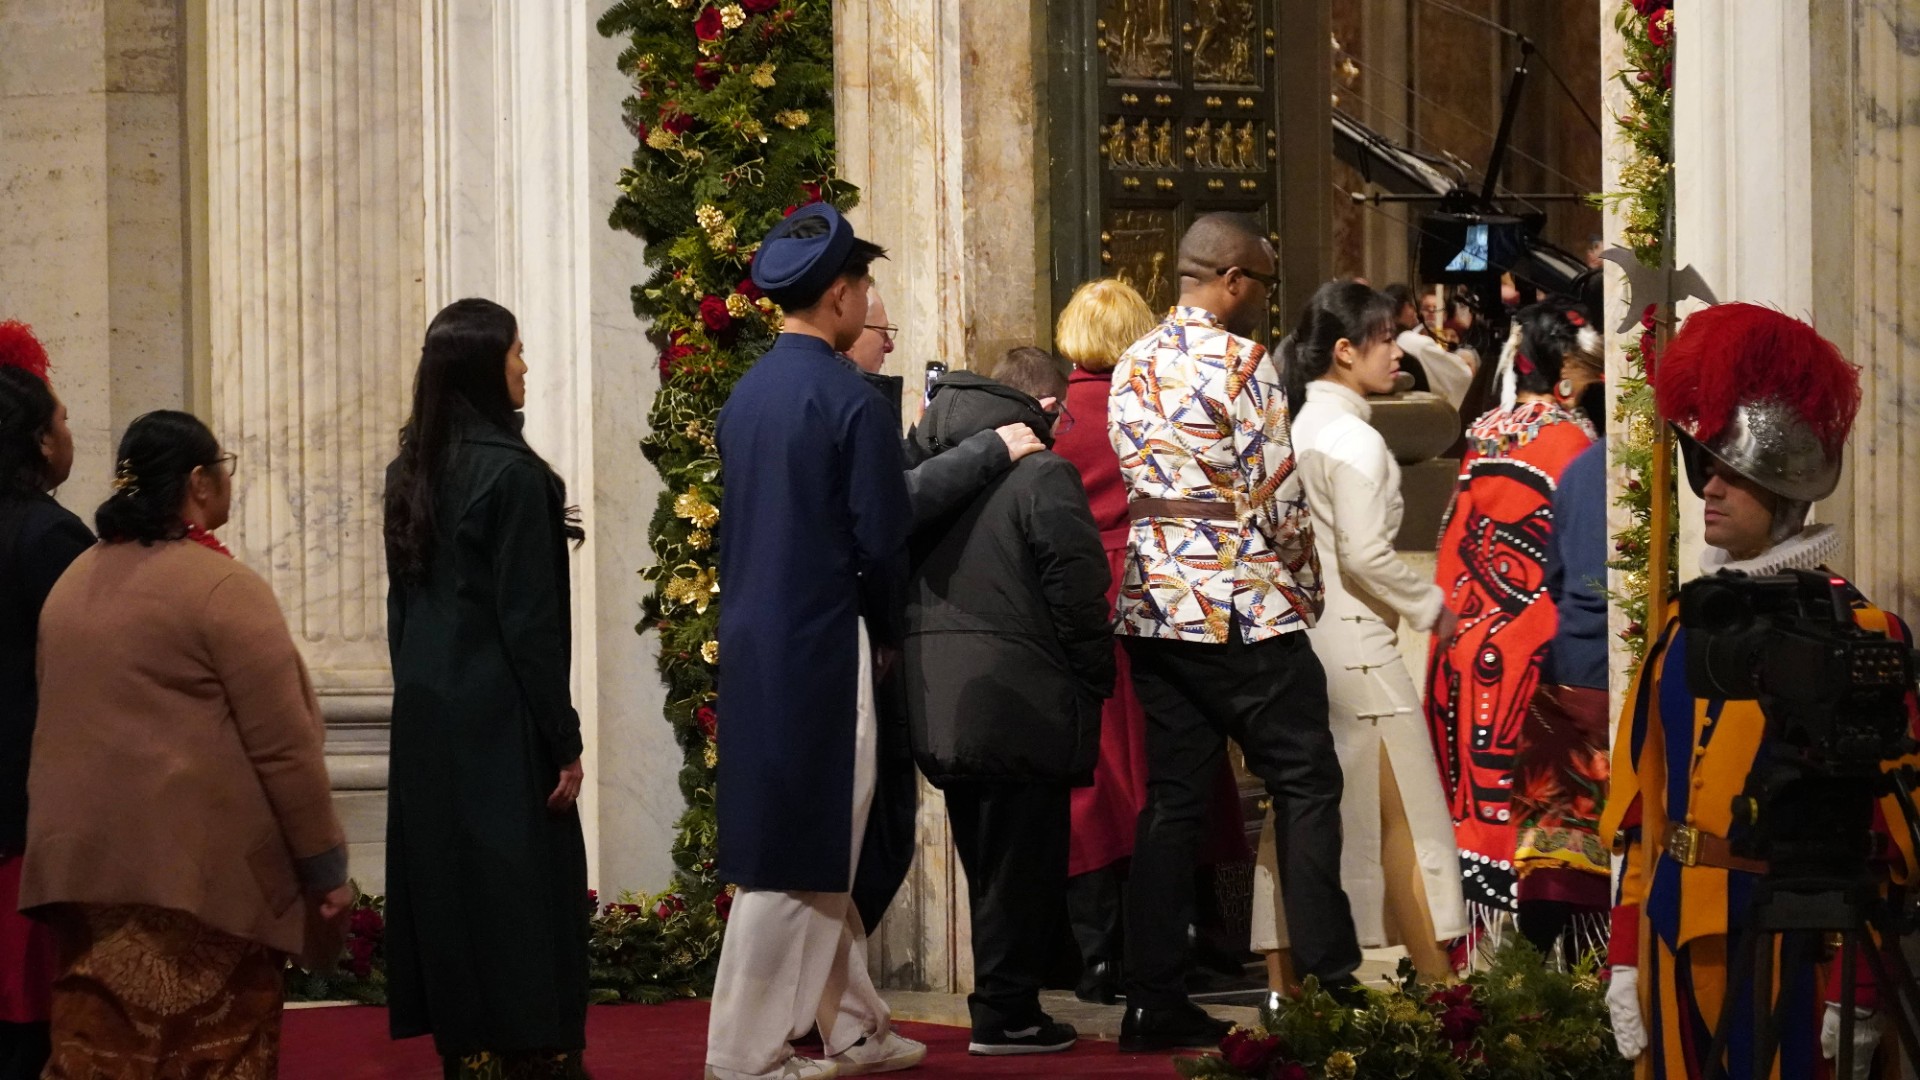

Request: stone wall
left=0, top=0, right=191, bottom=509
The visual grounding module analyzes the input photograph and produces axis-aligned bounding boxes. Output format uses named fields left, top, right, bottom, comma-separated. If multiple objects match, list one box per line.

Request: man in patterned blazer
left=1108, top=213, right=1362, bottom=1051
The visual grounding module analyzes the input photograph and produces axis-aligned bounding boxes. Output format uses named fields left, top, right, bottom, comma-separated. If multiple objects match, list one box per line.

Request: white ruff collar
left=1699, top=524, right=1840, bottom=576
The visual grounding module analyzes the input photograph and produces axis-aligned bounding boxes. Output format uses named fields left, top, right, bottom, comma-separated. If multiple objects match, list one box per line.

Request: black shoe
left=1117, top=1004, right=1233, bottom=1053
left=1320, top=978, right=1371, bottom=1009
left=968, top=1017, right=1078, bottom=1056
left=1075, top=960, right=1119, bottom=1005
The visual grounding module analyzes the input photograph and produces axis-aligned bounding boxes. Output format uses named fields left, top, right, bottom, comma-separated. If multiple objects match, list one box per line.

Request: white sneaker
left=703, top=1056, right=840, bottom=1080
left=829, top=1031, right=928, bottom=1075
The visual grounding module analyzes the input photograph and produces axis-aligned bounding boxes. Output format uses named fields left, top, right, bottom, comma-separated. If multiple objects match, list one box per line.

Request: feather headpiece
left=0, top=320, right=50, bottom=382
left=1655, top=303, right=1858, bottom=456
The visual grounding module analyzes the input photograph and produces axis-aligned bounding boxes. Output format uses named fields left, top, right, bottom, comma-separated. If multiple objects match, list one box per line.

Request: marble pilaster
left=203, top=0, right=427, bottom=887
left=0, top=0, right=190, bottom=514
left=836, top=0, right=1050, bottom=993
left=1843, top=0, right=1920, bottom=617
left=422, top=0, right=668, bottom=894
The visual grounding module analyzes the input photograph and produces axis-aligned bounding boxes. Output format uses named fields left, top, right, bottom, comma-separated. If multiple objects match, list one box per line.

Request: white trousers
left=706, top=619, right=890, bottom=1078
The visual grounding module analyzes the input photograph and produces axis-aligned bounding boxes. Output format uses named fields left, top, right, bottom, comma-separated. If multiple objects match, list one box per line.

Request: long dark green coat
left=384, top=411, right=587, bottom=1057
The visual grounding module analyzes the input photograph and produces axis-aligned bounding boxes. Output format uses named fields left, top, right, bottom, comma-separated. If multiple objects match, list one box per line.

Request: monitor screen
left=1418, top=213, right=1524, bottom=283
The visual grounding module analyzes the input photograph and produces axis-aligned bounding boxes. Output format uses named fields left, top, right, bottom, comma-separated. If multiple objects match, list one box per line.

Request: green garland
left=592, top=0, right=853, bottom=1001
left=1174, top=940, right=1627, bottom=1080
left=1603, top=0, right=1677, bottom=660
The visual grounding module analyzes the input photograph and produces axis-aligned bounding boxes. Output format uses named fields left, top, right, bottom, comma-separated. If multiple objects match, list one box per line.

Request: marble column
left=1843, top=0, right=1920, bottom=617
left=834, top=0, right=1044, bottom=392
left=1597, top=0, right=1635, bottom=699
left=1671, top=0, right=1859, bottom=581
left=836, top=0, right=1053, bottom=993
left=422, top=0, right=668, bottom=894
left=0, top=0, right=191, bottom=512
left=203, top=0, right=426, bottom=888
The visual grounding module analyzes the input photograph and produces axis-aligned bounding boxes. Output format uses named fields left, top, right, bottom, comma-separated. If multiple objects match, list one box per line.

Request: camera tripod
left=1703, top=768, right=1920, bottom=1080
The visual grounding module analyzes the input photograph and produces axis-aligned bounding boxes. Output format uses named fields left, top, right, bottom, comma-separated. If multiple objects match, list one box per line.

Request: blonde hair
left=1054, top=278, right=1157, bottom=374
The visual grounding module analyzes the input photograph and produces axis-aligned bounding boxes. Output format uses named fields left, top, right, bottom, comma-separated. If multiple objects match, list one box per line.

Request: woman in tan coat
left=22, top=410, right=351, bottom=1077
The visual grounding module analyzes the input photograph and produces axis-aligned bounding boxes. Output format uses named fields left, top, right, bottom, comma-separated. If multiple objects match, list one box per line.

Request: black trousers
left=1122, top=628, right=1361, bottom=1008
left=945, top=780, right=1069, bottom=1031
left=1066, top=863, right=1123, bottom=971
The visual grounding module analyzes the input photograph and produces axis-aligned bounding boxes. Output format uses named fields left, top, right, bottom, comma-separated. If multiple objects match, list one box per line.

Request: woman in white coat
left=1252, top=280, right=1469, bottom=983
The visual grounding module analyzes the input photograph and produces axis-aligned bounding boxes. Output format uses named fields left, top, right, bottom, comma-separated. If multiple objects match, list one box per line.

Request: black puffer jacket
left=904, top=371, right=1115, bottom=787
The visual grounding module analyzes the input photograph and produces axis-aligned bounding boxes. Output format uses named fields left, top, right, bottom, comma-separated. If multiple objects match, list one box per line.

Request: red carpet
left=284, top=1002, right=1200, bottom=1079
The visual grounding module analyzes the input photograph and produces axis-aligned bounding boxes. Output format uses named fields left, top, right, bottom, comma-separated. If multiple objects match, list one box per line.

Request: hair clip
left=1565, top=310, right=1587, bottom=328
left=112, top=459, right=140, bottom=497
left=1514, top=353, right=1537, bottom=376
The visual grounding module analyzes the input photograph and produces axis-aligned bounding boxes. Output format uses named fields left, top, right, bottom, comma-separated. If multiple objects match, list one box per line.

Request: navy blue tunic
left=716, top=333, right=910, bottom=892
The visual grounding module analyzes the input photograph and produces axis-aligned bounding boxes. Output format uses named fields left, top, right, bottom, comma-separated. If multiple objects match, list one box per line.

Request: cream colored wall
left=0, top=0, right=192, bottom=515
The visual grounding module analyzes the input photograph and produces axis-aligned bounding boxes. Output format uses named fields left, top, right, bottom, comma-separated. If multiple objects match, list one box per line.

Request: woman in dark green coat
left=383, top=298, right=589, bottom=1078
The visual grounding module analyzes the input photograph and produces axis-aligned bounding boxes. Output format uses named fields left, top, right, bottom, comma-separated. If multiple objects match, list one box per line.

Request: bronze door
left=1068, top=0, right=1284, bottom=341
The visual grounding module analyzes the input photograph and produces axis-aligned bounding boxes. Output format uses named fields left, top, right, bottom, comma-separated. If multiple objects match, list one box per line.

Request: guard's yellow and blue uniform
left=1600, top=588, right=1918, bottom=1080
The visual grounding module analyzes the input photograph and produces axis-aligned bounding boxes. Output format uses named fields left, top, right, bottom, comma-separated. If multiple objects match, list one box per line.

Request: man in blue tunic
left=705, top=203, right=926, bottom=1080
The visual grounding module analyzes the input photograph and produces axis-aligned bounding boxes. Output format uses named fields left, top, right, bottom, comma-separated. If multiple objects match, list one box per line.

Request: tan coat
left=21, top=539, right=345, bottom=956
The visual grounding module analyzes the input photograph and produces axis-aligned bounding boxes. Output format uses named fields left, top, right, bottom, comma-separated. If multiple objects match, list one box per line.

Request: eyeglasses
left=1045, top=402, right=1075, bottom=435
left=1216, top=265, right=1278, bottom=289
left=209, top=453, right=238, bottom=478
left=863, top=323, right=899, bottom=343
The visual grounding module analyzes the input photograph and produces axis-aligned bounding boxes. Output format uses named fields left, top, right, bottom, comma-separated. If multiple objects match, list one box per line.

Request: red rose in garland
left=660, top=103, right=693, bottom=135
left=1272, top=1065, right=1309, bottom=1080
left=715, top=889, right=734, bottom=922
left=699, top=295, right=734, bottom=333
left=1218, top=1028, right=1284, bottom=1072
left=1630, top=0, right=1668, bottom=15
left=740, top=0, right=778, bottom=11
left=694, top=59, right=723, bottom=90
left=1428, top=983, right=1485, bottom=1055
left=1638, top=304, right=1660, bottom=377
left=696, top=705, right=718, bottom=739
left=736, top=277, right=763, bottom=303
left=1647, top=12, right=1672, bottom=47
left=659, top=328, right=697, bottom=380
left=694, top=6, right=725, bottom=41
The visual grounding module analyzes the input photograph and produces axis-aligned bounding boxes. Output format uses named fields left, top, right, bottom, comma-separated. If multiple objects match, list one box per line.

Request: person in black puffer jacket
left=904, top=347, right=1115, bottom=1057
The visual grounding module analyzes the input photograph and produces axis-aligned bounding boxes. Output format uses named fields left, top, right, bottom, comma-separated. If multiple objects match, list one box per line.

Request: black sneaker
left=968, top=1018, right=1079, bottom=1056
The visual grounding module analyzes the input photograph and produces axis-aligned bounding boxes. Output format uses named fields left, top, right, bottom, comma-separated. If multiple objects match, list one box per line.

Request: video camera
left=1678, top=568, right=1920, bottom=869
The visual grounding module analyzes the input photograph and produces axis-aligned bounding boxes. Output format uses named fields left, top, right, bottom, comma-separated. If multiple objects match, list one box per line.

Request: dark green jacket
left=383, top=409, right=587, bottom=1056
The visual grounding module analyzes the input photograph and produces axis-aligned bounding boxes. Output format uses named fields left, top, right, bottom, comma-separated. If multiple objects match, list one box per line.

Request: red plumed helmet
left=1655, top=303, right=1860, bottom=502
left=0, top=320, right=50, bottom=382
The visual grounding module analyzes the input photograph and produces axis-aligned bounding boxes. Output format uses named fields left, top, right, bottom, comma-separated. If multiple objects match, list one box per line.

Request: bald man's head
left=1177, top=213, right=1273, bottom=280
left=1175, top=213, right=1277, bottom=336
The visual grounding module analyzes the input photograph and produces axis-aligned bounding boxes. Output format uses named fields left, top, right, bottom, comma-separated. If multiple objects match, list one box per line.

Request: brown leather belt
left=1663, top=823, right=1768, bottom=875
left=1128, top=497, right=1237, bottom=522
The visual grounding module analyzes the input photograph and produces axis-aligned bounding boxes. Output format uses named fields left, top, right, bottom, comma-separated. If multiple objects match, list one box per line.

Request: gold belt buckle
left=1666, top=824, right=1701, bottom=867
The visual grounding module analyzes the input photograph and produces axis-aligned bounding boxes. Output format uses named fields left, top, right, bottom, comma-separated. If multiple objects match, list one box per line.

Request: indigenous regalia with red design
left=1425, top=400, right=1592, bottom=926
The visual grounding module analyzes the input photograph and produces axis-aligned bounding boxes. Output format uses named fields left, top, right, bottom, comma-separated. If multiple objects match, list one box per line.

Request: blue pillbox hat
left=749, top=202, right=855, bottom=308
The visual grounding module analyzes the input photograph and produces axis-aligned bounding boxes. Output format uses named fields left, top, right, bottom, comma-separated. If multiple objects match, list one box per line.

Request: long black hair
left=95, top=410, right=222, bottom=544
left=385, top=298, right=581, bottom=584
left=0, top=367, right=56, bottom=499
left=1278, top=279, right=1398, bottom=416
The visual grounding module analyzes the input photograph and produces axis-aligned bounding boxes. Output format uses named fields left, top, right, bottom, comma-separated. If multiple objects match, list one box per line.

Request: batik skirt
left=41, top=904, right=284, bottom=1079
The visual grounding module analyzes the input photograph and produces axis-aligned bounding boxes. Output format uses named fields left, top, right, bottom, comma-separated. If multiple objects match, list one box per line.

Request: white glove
left=1607, top=966, right=1647, bottom=1061
left=1820, top=1000, right=1883, bottom=1080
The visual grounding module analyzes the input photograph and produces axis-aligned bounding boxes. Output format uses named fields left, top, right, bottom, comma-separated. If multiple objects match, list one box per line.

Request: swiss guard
left=704, top=204, right=927, bottom=1080
left=1601, top=303, right=1918, bottom=1080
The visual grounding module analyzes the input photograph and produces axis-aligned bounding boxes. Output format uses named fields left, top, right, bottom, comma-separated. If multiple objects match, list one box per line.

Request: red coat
left=1056, top=367, right=1248, bottom=875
